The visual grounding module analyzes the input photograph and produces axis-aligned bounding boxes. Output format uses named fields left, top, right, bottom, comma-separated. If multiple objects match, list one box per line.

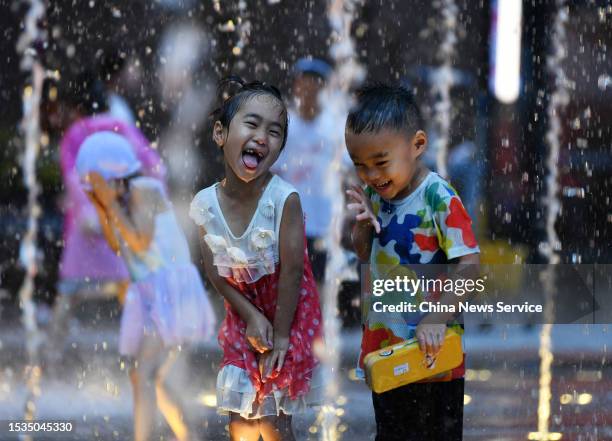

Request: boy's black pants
left=372, top=378, right=464, bottom=441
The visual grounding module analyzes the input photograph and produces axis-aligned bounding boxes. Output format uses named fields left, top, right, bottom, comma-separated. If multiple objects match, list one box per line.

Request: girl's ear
left=212, top=121, right=227, bottom=148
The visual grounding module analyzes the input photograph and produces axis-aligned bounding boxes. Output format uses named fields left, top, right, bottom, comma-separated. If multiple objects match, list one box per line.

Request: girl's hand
left=260, top=335, right=289, bottom=379
left=245, top=311, right=273, bottom=354
left=346, top=185, right=381, bottom=234
left=415, top=321, right=447, bottom=358
left=87, top=172, right=117, bottom=208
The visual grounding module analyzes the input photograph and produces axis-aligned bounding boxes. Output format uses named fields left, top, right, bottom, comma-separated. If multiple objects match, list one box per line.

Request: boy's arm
left=197, top=225, right=273, bottom=354
left=263, top=193, right=304, bottom=376
left=346, top=185, right=380, bottom=262
left=421, top=253, right=481, bottom=322
left=352, top=219, right=374, bottom=261
left=417, top=182, right=481, bottom=355
left=416, top=253, right=480, bottom=356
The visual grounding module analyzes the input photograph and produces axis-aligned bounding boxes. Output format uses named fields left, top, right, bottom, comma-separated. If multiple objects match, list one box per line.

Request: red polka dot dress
left=190, top=175, right=322, bottom=418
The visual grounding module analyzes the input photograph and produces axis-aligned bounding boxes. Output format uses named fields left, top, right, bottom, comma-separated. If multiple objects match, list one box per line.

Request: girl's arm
left=89, top=195, right=121, bottom=253
left=197, top=226, right=273, bottom=353
left=89, top=173, right=156, bottom=254
left=263, top=193, right=304, bottom=375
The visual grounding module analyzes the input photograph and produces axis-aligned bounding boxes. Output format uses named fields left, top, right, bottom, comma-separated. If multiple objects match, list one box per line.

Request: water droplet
left=562, top=187, right=585, bottom=198
left=219, top=20, right=236, bottom=32
left=597, top=74, right=611, bottom=90
left=66, top=44, right=75, bottom=58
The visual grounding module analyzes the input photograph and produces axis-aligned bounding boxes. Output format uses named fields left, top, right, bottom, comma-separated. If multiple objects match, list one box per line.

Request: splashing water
left=216, top=1, right=251, bottom=61
left=531, top=3, right=569, bottom=440
left=157, top=24, right=213, bottom=201
left=15, top=0, right=46, bottom=437
left=597, top=74, right=611, bottom=91
left=431, top=0, right=458, bottom=178
left=317, top=1, right=365, bottom=440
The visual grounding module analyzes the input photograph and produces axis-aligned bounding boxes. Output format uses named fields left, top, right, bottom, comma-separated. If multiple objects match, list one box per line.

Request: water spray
left=530, top=3, right=569, bottom=440
left=15, top=0, right=47, bottom=438
left=431, top=0, right=459, bottom=178
left=315, top=1, right=366, bottom=440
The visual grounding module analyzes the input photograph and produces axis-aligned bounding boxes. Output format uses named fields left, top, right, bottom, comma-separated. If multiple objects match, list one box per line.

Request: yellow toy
left=364, top=329, right=463, bottom=393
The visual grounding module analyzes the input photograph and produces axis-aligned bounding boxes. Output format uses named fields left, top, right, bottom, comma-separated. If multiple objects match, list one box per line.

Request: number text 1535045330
left=2, top=420, right=75, bottom=434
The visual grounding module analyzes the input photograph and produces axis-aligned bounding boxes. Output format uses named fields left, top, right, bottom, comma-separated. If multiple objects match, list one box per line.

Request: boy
left=271, top=58, right=336, bottom=284
left=345, top=84, right=480, bottom=441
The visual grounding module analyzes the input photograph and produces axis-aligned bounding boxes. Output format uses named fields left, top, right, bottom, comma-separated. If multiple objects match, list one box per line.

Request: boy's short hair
left=346, top=84, right=423, bottom=137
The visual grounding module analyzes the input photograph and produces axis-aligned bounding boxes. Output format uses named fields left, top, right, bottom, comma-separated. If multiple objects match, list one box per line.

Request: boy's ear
left=413, top=130, right=427, bottom=155
left=212, top=121, right=227, bottom=148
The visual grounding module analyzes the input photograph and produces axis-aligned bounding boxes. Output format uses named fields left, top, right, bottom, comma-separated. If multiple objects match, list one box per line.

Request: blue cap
left=76, top=131, right=142, bottom=189
left=293, top=58, right=332, bottom=79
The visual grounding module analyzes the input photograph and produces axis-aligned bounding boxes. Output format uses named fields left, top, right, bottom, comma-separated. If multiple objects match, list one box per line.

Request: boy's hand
left=87, top=172, right=117, bottom=208
left=259, top=335, right=289, bottom=379
left=415, top=322, right=447, bottom=358
left=245, top=310, right=273, bottom=354
left=346, top=185, right=381, bottom=234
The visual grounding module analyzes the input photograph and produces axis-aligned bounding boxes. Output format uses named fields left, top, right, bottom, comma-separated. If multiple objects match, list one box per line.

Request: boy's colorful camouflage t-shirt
left=360, top=172, right=480, bottom=381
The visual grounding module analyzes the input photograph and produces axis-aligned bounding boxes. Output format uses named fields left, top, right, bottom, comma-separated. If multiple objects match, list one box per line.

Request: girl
left=75, top=131, right=216, bottom=441
left=49, top=76, right=165, bottom=362
left=189, top=78, right=322, bottom=441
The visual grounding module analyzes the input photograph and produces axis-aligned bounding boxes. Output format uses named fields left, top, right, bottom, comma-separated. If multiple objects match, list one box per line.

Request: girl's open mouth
left=242, top=148, right=265, bottom=171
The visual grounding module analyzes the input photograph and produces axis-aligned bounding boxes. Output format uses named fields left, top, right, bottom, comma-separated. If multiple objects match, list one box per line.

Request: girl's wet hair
left=211, top=76, right=289, bottom=149
left=346, top=83, right=423, bottom=137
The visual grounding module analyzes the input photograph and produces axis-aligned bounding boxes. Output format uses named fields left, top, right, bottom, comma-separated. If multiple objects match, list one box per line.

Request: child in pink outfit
left=49, top=114, right=167, bottom=360
left=59, top=114, right=165, bottom=288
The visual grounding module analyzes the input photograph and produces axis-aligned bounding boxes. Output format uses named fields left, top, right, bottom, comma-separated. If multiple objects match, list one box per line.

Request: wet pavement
left=0, top=315, right=609, bottom=441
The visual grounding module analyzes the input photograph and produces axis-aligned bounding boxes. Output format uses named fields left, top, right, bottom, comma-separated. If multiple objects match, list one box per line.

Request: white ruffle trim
left=216, top=364, right=323, bottom=419
left=189, top=198, right=215, bottom=227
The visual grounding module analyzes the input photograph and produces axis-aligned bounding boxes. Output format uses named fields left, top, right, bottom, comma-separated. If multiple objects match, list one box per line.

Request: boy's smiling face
left=346, top=128, right=427, bottom=200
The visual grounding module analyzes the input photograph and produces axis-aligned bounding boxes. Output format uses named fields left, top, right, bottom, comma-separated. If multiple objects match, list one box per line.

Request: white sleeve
left=189, top=189, right=210, bottom=227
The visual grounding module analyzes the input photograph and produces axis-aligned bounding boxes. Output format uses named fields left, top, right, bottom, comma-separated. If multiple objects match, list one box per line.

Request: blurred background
left=0, top=0, right=610, bottom=440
